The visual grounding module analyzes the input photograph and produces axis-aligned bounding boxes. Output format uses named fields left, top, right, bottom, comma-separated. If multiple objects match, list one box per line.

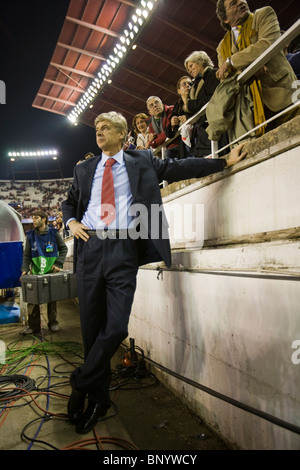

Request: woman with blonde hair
left=182, top=51, right=228, bottom=156
left=132, top=113, right=150, bottom=149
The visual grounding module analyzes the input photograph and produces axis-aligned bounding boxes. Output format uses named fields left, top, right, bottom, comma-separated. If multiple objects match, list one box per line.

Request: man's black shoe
left=67, top=375, right=86, bottom=424
left=76, top=401, right=110, bottom=434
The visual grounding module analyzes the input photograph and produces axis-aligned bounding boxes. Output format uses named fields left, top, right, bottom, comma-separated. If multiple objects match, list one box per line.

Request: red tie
left=101, top=158, right=117, bottom=225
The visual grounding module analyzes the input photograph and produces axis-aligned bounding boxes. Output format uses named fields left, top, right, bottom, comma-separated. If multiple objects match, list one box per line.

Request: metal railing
left=154, top=18, right=300, bottom=164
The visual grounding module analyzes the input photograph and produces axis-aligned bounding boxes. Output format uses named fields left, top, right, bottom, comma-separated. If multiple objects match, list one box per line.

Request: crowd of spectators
left=0, top=179, right=72, bottom=222
left=123, top=2, right=299, bottom=158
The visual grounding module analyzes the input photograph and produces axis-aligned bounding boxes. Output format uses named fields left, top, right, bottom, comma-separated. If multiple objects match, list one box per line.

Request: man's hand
left=171, top=115, right=187, bottom=129
left=225, top=143, right=248, bottom=168
left=178, top=115, right=187, bottom=125
left=69, top=220, right=90, bottom=242
left=181, top=88, right=190, bottom=104
left=52, top=265, right=62, bottom=273
left=171, top=116, right=179, bottom=127
left=255, top=65, right=268, bottom=79
left=216, top=61, right=231, bottom=80
left=148, top=132, right=157, bottom=142
left=20, top=271, right=28, bottom=281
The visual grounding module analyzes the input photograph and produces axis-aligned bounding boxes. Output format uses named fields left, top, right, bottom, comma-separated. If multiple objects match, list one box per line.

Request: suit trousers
left=73, top=235, right=139, bottom=405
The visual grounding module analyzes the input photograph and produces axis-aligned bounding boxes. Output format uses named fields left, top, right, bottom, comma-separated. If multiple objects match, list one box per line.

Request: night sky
left=0, top=0, right=98, bottom=180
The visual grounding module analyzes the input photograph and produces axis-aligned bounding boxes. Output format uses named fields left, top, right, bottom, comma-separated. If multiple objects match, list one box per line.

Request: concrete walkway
left=0, top=299, right=230, bottom=453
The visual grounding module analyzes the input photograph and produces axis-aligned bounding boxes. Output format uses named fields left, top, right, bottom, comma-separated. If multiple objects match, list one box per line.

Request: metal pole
left=210, top=140, right=218, bottom=159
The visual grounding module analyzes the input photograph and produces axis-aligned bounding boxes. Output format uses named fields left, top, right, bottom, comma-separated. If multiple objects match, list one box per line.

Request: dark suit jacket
left=62, top=150, right=225, bottom=269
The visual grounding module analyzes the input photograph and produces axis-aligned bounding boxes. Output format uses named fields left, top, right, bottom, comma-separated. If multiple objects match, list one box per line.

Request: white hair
left=184, top=51, right=214, bottom=71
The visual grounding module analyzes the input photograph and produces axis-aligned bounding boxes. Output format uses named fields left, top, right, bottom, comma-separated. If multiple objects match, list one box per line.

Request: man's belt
left=85, top=229, right=132, bottom=239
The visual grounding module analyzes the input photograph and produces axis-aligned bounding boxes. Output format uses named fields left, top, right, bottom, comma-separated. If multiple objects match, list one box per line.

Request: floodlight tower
left=8, top=149, right=63, bottom=181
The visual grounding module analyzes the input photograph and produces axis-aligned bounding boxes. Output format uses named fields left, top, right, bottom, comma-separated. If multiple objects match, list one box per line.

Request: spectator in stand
left=77, top=152, right=95, bottom=165
left=183, top=51, right=228, bottom=156
left=123, top=129, right=137, bottom=150
left=165, top=76, right=193, bottom=158
left=129, top=128, right=137, bottom=146
left=55, top=211, right=65, bottom=238
left=285, top=35, right=300, bottom=80
left=146, top=96, right=180, bottom=158
left=207, top=0, right=299, bottom=143
left=84, top=152, right=94, bottom=160
left=132, top=113, right=151, bottom=149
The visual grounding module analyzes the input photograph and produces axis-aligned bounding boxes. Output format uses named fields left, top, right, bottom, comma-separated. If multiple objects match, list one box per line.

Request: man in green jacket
left=21, top=210, right=68, bottom=335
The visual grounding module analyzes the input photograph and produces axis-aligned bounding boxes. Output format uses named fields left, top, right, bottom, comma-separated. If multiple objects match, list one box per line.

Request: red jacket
left=148, top=104, right=179, bottom=149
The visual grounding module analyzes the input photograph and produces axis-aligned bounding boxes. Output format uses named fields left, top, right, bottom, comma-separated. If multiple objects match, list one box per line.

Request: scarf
left=219, top=13, right=266, bottom=136
left=150, top=114, right=164, bottom=134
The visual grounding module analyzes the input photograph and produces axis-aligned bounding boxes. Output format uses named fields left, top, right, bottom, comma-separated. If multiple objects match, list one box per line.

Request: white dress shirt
left=81, top=150, right=134, bottom=230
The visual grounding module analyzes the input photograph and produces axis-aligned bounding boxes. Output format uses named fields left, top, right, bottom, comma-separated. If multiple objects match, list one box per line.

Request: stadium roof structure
left=32, top=0, right=299, bottom=129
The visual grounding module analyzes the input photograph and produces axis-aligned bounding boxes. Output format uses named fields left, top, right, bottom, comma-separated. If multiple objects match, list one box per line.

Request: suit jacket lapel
left=123, top=151, right=140, bottom=201
left=84, top=155, right=101, bottom=207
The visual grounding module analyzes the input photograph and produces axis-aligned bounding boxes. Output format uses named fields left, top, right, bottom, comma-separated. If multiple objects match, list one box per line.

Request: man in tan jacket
left=210, top=0, right=299, bottom=140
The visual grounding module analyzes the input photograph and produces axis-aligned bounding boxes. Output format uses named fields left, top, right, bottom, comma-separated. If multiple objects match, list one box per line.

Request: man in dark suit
left=62, top=111, right=246, bottom=434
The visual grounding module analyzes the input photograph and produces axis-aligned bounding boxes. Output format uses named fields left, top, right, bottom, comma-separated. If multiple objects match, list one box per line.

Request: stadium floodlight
left=8, top=149, right=59, bottom=158
left=67, top=0, right=159, bottom=124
